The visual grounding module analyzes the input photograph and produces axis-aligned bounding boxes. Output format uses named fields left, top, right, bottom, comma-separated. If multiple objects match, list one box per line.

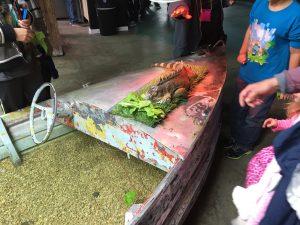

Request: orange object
left=171, top=6, right=192, bottom=20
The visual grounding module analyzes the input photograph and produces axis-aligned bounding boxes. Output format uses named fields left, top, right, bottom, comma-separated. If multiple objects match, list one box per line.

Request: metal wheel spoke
left=30, top=83, right=57, bottom=145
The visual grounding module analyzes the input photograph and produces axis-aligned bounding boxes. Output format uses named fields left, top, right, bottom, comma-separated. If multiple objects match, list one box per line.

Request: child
left=232, top=94, right=300, bottom=225
left=246, top=94, right=300, bottom=187
left=225, top=0, right=300, bottom=159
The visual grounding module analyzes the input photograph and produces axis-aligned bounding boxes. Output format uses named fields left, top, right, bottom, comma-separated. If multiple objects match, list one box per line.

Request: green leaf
left=119, top=102, right=135, bottom=107
left=144, top=107, right=155, bottom=117
left=31, top=31, right=48, bottom=54
left=126, top=93, right=141, bottom=102
left=124, top=191, right=137, bottom=207
left=113, top=91, right=186, bottom=126
left=151, top=108, right=165, bottom=117
left=137, top=100, right=151, bottom=108
left=129, top=107, right=137, bottom=114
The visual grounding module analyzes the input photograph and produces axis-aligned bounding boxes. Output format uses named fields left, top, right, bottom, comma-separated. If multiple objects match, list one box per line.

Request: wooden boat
left=0, top=47, right=226, bottom=225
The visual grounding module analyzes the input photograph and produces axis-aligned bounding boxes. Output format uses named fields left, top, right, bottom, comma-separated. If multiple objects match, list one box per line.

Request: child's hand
left=237, top=53, right=247, bottom=64
left=18, top=19, right=31, bottom=29
left=263, top=118, right=278, bottom=129
left=171, top=6, right=192, bottom=19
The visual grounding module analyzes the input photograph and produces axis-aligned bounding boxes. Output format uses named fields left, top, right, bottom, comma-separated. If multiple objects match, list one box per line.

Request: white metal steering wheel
left=30, top=83, right=57, bottom=144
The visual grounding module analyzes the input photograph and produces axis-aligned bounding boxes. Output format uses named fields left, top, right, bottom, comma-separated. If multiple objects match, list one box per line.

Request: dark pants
left=199, top=1, right=227, bottom=47
left=65, top=0, right=78, bottom=23
left=231, top=77, right=276, bottom=149
left=173, top=19, right=192, bottom=58
left=0, top=71, right=46, bottom=114
left=140, top=0, right=149, bottom=17
left=128, top=0, right=140, bottom=22
left=116, top=0, right=129, bottom=27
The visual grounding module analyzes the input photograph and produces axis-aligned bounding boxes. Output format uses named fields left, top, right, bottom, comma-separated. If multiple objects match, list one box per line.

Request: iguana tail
left=153, top=61, right=184, bottom=71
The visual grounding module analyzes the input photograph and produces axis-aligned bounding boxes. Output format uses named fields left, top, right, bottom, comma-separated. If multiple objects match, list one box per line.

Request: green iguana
left=144, top=61, right=208, bottom=104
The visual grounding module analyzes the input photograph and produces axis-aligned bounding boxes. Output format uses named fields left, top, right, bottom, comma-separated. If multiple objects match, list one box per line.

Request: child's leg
left=231, top=76, right=276, bottom=148
left=230, top=77, right=249, bottom=143
left=227, top=77, right=276, bottom=159
left=237, top=93, right=276, bottom=149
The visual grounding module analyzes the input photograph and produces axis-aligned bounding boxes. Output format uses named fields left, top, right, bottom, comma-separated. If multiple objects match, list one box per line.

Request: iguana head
left=144, top=86, right=158, bottom=100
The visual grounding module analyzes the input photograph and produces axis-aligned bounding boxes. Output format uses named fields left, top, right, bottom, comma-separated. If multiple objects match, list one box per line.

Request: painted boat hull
left=55, top=48, right=226, bottom=224
left=0, top=47, right=226, bottom=225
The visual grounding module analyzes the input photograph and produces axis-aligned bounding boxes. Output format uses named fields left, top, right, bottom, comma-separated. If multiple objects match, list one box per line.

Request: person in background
left=198, top=0, right=229, bottom=48
left=168, top=0, right=200, bottom=58
left=0, top=1, right=46, bottom=113
left=128, top=0, right=139, bottom=26
left=140, top=0, right=151, bottom=20
left=168, top=0, right=230, bottom=58
left=128, top=0, right=161, bottom=25
left=64, top=0, right=79, bottom=25
left=224, top=0, right=300, bottom=159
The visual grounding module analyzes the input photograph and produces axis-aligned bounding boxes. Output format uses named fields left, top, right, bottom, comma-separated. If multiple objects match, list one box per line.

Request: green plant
left=124, top=191, right=137, bottom=207
left=112, top=93, right=167, bottom=126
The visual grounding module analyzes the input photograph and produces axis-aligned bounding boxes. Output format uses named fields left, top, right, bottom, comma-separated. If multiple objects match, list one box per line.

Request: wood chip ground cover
left=0, top=132, right=165, bottom=225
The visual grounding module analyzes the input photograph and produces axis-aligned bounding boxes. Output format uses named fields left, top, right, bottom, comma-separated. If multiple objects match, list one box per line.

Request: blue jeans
left=230, top=77, right=276, bottom=149
left=65, top=0, right=78, bottom=23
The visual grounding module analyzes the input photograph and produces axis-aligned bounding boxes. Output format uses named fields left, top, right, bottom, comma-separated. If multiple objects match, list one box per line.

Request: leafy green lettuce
left=112, top=93, right=167, bottom=126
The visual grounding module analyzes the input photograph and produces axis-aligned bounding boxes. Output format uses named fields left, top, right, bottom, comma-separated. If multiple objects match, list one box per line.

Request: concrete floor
left=53, top=2, right=285, bottom=224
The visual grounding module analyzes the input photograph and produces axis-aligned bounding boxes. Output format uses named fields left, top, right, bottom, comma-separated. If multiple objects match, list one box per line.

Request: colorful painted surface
left=56, top=54, right=226, bottom=171
left=56, top=102, right=182, bottom=172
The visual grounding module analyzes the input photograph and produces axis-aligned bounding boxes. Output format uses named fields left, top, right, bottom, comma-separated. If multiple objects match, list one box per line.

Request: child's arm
left=237, top=26, right=250, bottom=64
left=263, top=118, right=293, bottom=131
left=289, top=47, right=300, bottom=69
left=272, top=118, right=294, bottom=132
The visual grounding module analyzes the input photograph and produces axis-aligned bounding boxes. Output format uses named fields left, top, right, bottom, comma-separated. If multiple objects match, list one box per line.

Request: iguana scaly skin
left=145, top=61, right=208, bottom=104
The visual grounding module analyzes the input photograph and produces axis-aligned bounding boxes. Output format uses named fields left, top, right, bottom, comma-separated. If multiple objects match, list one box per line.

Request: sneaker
left=225, top=145, right=252, bottom=159
left=223, top=137, right=236, bottom=149
left=69, top=21, right=82, bottom=27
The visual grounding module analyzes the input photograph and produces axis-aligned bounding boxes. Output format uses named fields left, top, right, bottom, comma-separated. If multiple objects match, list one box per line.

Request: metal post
left=0, top=118, right=21, bottom=166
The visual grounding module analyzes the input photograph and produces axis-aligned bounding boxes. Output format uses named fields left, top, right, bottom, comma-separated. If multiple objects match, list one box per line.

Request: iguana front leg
left=174, top=87, right=187, bottom=98
left=157, top=93, right=172, bottom=104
